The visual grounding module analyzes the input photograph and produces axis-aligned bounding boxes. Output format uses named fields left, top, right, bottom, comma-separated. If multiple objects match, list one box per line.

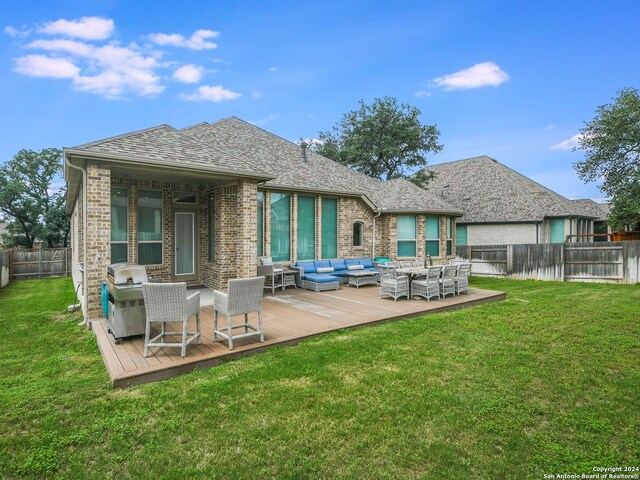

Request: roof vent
left=299, top=140, right=308, bottom=162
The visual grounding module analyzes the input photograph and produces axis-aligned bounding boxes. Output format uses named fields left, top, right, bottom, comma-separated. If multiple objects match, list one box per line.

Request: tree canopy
left=0, top=148, right=69, bottom=248
left=574, top=87, right=640, bottom=228
left=314, top=96, right=443, bottom=182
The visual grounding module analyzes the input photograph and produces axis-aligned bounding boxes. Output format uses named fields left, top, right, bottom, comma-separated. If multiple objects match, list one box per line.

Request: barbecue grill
left=106, top=263, right=148, bottom=344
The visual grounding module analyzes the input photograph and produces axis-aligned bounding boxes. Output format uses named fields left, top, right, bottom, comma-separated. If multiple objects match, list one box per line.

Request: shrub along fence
left=456, top=241, right=640, bottom=284
left=1, top=248, right=72, bottom=284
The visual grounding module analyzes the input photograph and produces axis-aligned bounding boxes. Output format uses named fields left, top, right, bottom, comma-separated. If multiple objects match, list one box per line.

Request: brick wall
left=338, top=197, right=374, bottom=258
left=378, top=213, right=457, bottom=264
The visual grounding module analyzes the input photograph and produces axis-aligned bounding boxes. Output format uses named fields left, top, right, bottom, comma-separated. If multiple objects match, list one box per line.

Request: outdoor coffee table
left=347, top=270, right=378, bottom=288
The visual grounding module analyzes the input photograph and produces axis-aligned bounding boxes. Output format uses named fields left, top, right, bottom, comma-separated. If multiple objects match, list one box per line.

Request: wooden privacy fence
left=456, top=241, right=640, bottom=284
left=4, top=248, right=72, bottom=281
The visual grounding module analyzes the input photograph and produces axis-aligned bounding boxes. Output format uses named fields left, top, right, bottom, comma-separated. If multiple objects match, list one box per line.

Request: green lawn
left=0, top=277, right=638, bottom=479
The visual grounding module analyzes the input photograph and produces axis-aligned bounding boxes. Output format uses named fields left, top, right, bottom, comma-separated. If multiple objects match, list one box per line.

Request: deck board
left=91, top=286, right=505, bottom=387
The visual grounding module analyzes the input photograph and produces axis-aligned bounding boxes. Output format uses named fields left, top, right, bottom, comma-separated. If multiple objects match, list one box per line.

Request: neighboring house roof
left=421, top=155, right=598, bottom=223
left=65, top=116, right=461, bottom=215
left=571, top=199, right=610, bottom=221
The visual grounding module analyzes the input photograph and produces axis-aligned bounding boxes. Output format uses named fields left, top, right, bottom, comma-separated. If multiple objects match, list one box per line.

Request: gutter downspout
left=65, top=155, right=88, bottom=327
left=372, top=211, right=382, bottom=259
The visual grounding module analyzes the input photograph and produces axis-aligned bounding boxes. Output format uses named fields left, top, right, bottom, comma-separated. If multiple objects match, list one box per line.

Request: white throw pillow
left=316, top=267, right=334, bottom=273
left=347, top=264, right=364, bottom=270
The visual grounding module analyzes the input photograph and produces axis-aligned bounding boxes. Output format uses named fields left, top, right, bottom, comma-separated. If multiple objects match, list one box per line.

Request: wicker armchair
left=440, top=265, right=457, bottom=298
left=257, top=256, right=284, bottom=293
left=141, top=282, right=201, bottom=358
left=379, top=265, right=409, bottom=301
left=454, top=263, right=471, bottom=295
left=412, top=266, right=442, bottom=301
left=213, top=277, right=265, bottom=350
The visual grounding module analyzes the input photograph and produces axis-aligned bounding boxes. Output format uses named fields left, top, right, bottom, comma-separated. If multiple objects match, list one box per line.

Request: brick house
left=65, top=117, right=461, bottom=319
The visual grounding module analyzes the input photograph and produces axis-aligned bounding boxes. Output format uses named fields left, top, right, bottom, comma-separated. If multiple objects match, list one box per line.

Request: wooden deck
left=92, top=286, right=505, bottom=387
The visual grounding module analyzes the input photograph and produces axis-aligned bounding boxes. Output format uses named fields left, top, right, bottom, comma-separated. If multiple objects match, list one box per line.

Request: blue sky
left=2, top=0, right=639, bottom=200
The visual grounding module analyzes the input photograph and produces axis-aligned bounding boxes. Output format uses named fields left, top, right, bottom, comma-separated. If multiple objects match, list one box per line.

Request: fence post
left=561, top=243, right=566, bottom=281
left=506, top=244, right=513, bottom=276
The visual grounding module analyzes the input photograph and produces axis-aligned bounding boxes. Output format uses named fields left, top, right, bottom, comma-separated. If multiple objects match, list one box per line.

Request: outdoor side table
left=282, top=269, right=298, bottom=290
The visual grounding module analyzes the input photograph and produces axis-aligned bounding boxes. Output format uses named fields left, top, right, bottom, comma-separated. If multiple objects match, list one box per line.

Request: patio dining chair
left=412, top=266, right=442, bottom=301
left=454, top=263, right=471, bottom=295
left=379, top=267, right=409, bottom=301
left=439, top=265, right=457, bottom=298
left=398, top=260, right=414, bottom=269
left=142, top=282, right=201, bottom=358
left=213, top=276, right=265, bottom=350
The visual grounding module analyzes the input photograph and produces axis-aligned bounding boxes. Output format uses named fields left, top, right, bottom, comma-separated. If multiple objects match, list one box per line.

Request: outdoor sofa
left=294, top=258, right=379, bottom=292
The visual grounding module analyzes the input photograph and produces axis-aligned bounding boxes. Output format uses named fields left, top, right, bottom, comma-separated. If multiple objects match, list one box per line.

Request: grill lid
left=107, top=263, right=148, bottom=285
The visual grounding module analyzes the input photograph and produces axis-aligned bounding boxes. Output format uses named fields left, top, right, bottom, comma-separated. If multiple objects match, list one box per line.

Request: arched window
left=353, top=221, right=364, bottom=247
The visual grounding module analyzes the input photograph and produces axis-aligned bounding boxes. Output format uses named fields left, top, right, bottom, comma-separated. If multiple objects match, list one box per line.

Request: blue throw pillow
left=296, top=261, right=316, bottom=274
left=358, top=258, right=374, bottom=268
left=344, top=259, right=360, bottom=268
left=314, top=260, right=331, bottom=270
left=330, top=259, right=347, bottom=271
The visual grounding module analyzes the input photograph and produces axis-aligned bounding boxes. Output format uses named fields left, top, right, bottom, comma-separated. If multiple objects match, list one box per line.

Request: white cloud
left=19, top=39, right=164, bottom=97
left=38, top=16, right=114, bottom=40
left=14, top=54, right=79, bottom=78
left=250, top=89, right=263, bottom=99
left=301, top=137, right=322, bottom=147
left=212, top=58, right=230, bottom=64
left=250, top=113, right=278, bottom=126
left=27, top=39, right=94, bottom=57
left=415, top=90, right=432, bottom=98
left=181, top=85, right=241, bottom=102
left=173, top=64, right=203, bottom=83
left=148, top=29, right=219, bottom=50
left=551, top=134, right=582, bottom=151
left=4, top=25, right=31, bottom=38
left=432, top=61, right=509, bottom=91
left=10, top=18, right=237, bottom=100
left=268, top=66, right=278, bottom=72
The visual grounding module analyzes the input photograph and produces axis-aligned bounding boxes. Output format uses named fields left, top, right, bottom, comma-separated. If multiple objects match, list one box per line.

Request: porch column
left=86, top=162, right=111, bottom=319
left=237, top=180, right=258, bottom=278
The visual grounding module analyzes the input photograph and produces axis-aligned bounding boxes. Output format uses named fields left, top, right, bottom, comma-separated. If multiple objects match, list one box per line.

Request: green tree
left=0, top=148, right=69, bottom=248
left=574, top=87, right=640, bottom=228
left=315, top=96, right=443, bottom=182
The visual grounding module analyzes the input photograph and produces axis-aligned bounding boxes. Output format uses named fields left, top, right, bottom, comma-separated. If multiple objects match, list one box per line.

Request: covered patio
left=92, top=286, right=505, bottom=387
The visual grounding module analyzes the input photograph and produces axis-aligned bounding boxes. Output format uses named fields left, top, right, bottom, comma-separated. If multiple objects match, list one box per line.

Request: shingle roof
left=421, top=155, right=597, bottom=223
left=70, top=124, right=261, bottom=177
left=571, top=199, right=610, bottom=221
left=182, top=117, right=461, bottom=214
left=182, top=117, right=382, bottom=197
left=67, top=116, right=461, bottom=215
left=372, top=178, right=462, bottom=214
